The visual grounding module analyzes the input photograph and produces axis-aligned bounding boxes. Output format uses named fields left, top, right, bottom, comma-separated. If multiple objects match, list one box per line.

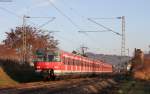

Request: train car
left=33, top=49, right=113, bottom=80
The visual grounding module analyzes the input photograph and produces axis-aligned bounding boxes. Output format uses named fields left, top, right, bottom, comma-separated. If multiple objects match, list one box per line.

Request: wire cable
left=88, top=18, right=122, bottom=36
left=0, top=6, right=21, bottom=18
left=47, top=0, right=81, bottom=30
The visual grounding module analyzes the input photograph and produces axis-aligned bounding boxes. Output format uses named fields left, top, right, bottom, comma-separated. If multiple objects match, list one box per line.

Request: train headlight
left=37, top=66, right=40, bottom=69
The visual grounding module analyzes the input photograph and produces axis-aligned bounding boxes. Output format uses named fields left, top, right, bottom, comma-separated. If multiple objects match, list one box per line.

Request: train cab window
left=34, top=49, right=45, bottom=62
left=48, top=55, right=54, bottom=61
left=47, top=51, right=61, bottom=62
left=35, top=49, right=61, bottom=62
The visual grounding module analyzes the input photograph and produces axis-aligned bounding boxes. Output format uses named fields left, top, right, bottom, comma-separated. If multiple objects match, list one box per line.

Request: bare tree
left=3, top=26, right=58, bottom=61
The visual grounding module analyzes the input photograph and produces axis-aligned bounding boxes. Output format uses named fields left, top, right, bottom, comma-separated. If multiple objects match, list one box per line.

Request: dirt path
left=0, top=77, right=117, bottom=94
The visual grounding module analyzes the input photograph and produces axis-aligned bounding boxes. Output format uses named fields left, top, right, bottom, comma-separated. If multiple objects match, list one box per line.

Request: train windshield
left=34, top=50, right=61, bottom=62
left=47, top=51, right=61, bottom=62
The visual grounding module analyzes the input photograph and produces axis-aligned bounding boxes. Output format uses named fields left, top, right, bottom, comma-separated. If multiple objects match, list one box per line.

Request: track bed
left=0, top=77, right=116, bottom=94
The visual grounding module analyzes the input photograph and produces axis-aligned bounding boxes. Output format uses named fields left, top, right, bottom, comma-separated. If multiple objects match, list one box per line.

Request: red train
left=33, top=49, right=113, bottom=80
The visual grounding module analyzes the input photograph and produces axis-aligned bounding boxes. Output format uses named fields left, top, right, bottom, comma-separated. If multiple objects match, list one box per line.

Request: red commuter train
left=33, top=49, right=113, bottom=80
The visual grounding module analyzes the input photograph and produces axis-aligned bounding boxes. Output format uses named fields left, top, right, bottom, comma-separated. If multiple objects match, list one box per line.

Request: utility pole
left=22, top=15, right=29, bottom=63
left=22, top=15, right=56, bottom=63
left=121, top=16, right=126, bottom=57
left=120, top=16, right=126, bottom=71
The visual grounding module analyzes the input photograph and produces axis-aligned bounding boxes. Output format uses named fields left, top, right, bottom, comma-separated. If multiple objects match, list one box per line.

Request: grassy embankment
left=0, top=59, right=41, bottom=87
left=0, top=66, right=17, bottom=87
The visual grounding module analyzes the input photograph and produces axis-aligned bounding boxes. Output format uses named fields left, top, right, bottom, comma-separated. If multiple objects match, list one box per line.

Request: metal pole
left=121, top=16, right=126, bottom=57
left=120, top=16, right=126, bottom=70
left=22, top=15, right=27, bottom=63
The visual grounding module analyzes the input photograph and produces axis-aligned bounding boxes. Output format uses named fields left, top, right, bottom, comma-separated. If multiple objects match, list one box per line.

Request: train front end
left=33, top=49, right=61, bottom=80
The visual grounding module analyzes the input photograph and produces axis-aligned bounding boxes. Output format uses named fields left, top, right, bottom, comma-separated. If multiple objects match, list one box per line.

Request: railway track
left=0, top=77, right=117, bottom=94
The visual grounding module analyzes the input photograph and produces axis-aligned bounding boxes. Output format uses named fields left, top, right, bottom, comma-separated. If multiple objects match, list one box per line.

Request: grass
left=0, top=67, right=18, bottom=87
left=0, top=59, right=42, bottom=87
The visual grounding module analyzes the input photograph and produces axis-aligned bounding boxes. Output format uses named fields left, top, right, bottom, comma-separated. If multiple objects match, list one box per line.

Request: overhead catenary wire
left=0, top=6, right=36, bottom=27
left=25, top=16, right=56, bottom=29
left=38, top=17, right=55, bottom=29
left=0, top=7, right=36, bottom=28
left=47, top=0, right=81, bottom=30
left=60, top=0, right=87, bottom=20
left=89, top=17, right=121, bottom=20
left=88, top=18, right=122, bottom=36
left=59, top=0, right=100, bottom=44
left=61, top=0, right=113, bottom=46
left=47, top=0, right=87, bottom=47
left=0, top=6, right=21, bottom=18
left=78, top=30, right=111, bottom=33
left=47, top=0, right=103, bottom=47
left=0, top=6, right=53, bottom=30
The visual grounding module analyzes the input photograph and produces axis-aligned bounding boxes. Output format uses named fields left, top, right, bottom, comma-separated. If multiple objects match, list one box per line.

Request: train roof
left=58, top=50, right=112, bottom=66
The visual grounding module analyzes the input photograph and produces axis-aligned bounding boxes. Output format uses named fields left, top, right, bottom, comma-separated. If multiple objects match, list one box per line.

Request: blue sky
left=0, top=0, right=150, bottom=56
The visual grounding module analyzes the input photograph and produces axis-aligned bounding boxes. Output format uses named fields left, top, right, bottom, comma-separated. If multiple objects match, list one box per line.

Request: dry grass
left=0, top=67, right=18, bottom=87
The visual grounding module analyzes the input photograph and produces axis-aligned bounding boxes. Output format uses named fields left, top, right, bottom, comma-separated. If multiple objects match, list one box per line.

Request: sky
left=0, top=0, right=150, bottom=56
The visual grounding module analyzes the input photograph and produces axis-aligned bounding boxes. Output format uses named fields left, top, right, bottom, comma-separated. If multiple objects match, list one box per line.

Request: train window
left=35, top=50, right=61, bottom=62
left=64, top=57, right=67, bottom=65
left=78, top=60, right=80, bottom=66
left=74, top=60, right=76, bottom=65
left=77, top=60, right=79, bottom=66
left=67, top=58, right=69, bottom=65
left=72, top=59, right=74, bottom=65
left=71, top=59, right=74, bottom=65
left=76, top=60, right=78, bottom=66
left=80, top=60, right=82, bottom=66
left=83, top=62, right=84, bottom=67
left=63, top=57, right=65, bottom=64
left=67, top=58, right=70, bottom=65
left=75, top=60, right=77, bottom=65
left=68, top=58, right=71, bottom=65
left=47, top=51, right=61, bottom=62
left=48, top=55, right=54, bottom=61
left=71, top=59, right=73, bottom=65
